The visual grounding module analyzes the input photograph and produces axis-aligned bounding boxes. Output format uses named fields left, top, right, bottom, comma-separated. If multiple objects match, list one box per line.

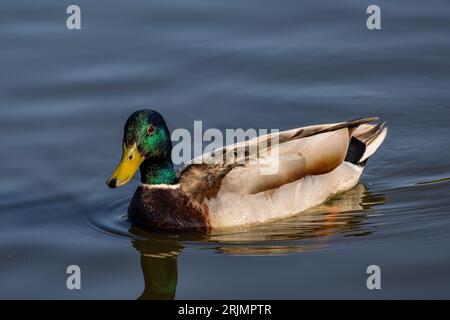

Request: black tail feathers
left=344, top=137, right=366, bottom=165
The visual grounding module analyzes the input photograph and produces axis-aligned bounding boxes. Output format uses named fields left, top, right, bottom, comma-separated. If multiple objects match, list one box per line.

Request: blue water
left=1, top=0, right=450, bottom=298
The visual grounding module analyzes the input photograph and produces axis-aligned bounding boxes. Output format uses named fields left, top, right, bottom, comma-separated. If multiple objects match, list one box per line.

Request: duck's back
left=179, top=118, right=387, bottom=230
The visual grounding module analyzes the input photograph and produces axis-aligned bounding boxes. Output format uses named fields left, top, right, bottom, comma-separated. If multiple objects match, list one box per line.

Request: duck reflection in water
left=129, top=184, right=385, bottom=299
left=131, top=231, right=183, bottom=300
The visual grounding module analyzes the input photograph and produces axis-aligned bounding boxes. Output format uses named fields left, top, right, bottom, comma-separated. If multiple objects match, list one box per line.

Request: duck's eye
left=147, top=124, right=155, bottom=135
left=128, top=155, right=133, bottom=160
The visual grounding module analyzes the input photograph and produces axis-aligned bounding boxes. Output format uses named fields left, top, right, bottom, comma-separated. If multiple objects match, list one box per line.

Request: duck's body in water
left=107, top=109, right=387, bottom=232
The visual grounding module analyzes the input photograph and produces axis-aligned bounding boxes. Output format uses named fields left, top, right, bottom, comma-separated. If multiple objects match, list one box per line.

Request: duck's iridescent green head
left=107, top=109, right=175, bottom=188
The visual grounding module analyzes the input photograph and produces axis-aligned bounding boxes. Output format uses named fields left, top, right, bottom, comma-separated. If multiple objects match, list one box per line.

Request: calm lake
left=1, top=0, right=450, bottom=299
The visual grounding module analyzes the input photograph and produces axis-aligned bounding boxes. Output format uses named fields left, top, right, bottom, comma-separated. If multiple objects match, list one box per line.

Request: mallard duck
left=107, top=109, right=387, bottom=232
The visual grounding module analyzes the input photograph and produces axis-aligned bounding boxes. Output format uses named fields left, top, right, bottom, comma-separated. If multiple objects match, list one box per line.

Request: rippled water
left=1, top=0, right=450, bottom=298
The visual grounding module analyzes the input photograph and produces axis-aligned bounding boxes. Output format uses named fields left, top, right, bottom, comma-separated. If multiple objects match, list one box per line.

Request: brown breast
left=127, top=186, right=211, bottom=232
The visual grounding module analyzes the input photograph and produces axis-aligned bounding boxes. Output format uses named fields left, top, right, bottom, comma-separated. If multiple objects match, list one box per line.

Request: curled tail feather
left=345, top=121, right=387, bottom=165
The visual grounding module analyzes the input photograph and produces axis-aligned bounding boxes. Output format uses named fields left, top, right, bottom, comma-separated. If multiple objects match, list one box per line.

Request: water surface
left=1, top=0, right=450, bottom=299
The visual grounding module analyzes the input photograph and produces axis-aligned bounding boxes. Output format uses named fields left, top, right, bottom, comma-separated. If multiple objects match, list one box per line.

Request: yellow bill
left=107, top=143, right=144, bottom=188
